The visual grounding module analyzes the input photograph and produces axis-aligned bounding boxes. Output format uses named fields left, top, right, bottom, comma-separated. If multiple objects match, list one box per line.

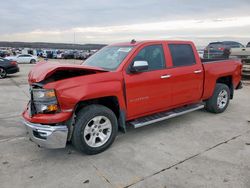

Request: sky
left=0, top=0, right=250, bottom=47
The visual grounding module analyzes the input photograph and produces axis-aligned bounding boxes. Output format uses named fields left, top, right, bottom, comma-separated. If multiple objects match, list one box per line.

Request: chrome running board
left=130, top=103, right=204, bottom=128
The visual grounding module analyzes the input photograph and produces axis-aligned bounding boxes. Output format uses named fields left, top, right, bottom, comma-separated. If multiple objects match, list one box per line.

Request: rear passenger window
left=169, top=44, right=196, bottom=67
left=132, top=45, right=165, bottom=71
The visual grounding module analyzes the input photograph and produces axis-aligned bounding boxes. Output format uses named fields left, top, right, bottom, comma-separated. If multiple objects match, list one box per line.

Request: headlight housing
left=33, top=89, right=56, bottom=101
left=31, top=89, right=60, bottom=114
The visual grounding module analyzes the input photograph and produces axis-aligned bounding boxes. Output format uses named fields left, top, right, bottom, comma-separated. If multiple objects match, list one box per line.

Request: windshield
left=83, top=46, right=133, bottom=70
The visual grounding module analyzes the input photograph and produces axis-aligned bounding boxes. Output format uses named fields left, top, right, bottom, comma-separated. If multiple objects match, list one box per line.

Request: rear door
left=166, top=42, right=204, bottom=106
left=124, top=43, right=172, bottom=119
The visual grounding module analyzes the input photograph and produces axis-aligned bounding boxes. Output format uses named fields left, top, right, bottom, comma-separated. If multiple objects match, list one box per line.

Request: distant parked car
left=36, top=49, right=43, bottom=57
left=5, top=54, right=38, bottom=64
left=230, top=42, right=250, bottom=59
left=63, top=50, right=75, bottom=59
left=74, top=51, right=88, bottom=60
left=203, top=41, right=244, bottom=59
left=0, top=50, right=10, bottom=58
left=41, top=51, right=47, bottom=58
left=0, top=58, right=19, bottom=79
left=46, top=51, right=54, bottom=59
left=56, top=52, right=63, bottom=59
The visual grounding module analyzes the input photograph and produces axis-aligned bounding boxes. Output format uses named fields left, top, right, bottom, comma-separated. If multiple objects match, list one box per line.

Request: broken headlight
left=32, top=89, right=60, bottom=114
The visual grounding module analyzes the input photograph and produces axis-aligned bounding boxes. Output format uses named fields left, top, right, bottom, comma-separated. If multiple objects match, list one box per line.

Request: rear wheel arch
left=30, top=59, right=36, bottom=64
left=216, top=76, right=233, bottom=99
left=206, top=83, right=230, bottom=113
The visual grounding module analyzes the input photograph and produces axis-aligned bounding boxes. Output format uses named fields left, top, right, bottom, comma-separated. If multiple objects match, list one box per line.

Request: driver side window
left=132, top=44, right=166, bottom=71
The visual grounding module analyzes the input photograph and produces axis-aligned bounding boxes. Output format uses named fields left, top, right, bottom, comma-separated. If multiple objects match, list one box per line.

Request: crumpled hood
left=28, top=61, right=107, bottom=84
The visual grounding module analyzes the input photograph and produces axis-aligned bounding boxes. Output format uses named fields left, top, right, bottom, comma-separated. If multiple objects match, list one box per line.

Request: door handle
left=194, top=70, right=202, bottom=74
left=161, top=75, right=171, bottom=79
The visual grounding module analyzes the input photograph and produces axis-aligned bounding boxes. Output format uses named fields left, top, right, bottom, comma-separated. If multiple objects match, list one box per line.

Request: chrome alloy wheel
left=83, top=116, right=112, bottom=148
left=217, top=89, right=228, bottom=109
left=0, top=68, right=7, bottom=78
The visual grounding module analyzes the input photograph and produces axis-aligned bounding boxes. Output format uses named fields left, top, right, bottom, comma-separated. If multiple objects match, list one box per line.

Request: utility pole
left=74, top=32, right=76, bottom=47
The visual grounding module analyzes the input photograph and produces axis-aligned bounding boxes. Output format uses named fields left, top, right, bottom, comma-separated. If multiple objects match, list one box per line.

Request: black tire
left=72, top=104, right=118, bottom=155
left=205, top=83, right=230, bottom=113
left=0, top=67, right=7, bottom=79
left=30, top=59, right=36, bottom=64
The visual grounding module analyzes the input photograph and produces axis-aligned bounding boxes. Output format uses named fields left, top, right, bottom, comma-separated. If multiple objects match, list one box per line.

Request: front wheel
left=205, top=83, right=230, bottom=113
left=0, top=67, right=7, bottom=79
left=72, top=105, right=118, bottom=155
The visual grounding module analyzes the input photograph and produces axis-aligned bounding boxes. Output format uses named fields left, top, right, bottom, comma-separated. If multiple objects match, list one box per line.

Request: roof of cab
left=110, top=40, right=194, bottom=47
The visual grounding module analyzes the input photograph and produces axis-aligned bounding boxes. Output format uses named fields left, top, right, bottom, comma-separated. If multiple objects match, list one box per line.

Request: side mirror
left=130, top=61, right=149, bottom=73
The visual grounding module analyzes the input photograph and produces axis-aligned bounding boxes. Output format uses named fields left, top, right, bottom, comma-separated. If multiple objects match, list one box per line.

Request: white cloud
left=1, top=16, right=250, bottom=46
left=1, top=0, right=250, bottom=45
left=72, top=16, right=250, bottom=34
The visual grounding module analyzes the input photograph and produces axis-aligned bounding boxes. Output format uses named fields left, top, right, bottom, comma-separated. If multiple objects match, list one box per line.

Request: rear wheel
left=30, top=59, right=36, bottom=64
left=72, top=105, right=118, bottom=155
left=205, top=83, right=230, bottom=113
left=0, top=67, right=7, bottom=79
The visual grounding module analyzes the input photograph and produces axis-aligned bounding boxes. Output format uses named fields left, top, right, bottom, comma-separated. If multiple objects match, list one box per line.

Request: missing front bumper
left=23, top=120, right=68, bottom=149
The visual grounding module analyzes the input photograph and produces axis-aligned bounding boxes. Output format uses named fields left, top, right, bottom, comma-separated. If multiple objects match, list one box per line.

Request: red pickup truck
left=23, top=40, right=242, bottom=154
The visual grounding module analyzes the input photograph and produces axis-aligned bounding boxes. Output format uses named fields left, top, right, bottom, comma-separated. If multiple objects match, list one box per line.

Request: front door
left=124, top=43, right=172, bottom=119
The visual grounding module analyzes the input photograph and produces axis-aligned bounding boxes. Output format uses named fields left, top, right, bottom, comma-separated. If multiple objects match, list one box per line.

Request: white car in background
left=230, top=42, right=250, bottom=59
left=5, top=54, right=38, bottom=64
left=56, top=52, right=64, bottom=59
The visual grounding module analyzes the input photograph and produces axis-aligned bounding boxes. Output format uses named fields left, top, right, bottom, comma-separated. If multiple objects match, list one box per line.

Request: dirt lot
left=0, top=59, right=250, bottom=188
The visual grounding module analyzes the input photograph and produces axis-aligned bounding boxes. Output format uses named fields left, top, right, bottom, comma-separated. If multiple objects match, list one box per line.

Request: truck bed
left=201, top=59, right=242, bottom=100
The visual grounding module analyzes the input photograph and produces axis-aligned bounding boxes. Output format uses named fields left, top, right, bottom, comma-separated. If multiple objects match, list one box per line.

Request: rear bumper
left=23, top=120, right=68, bottom=149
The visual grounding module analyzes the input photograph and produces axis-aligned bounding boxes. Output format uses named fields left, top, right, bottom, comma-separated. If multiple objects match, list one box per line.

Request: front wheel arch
left=73, top=96, right=126, bottom=133
left=74, top=96, right=121, bottom=121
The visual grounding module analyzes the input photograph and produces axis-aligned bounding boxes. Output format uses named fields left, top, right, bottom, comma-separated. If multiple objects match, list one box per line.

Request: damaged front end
left=23, top=83, right=69, bottom=148
left=28, top=61, right=107, bottom=84
left=23, top=61, right=107, bottom=148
